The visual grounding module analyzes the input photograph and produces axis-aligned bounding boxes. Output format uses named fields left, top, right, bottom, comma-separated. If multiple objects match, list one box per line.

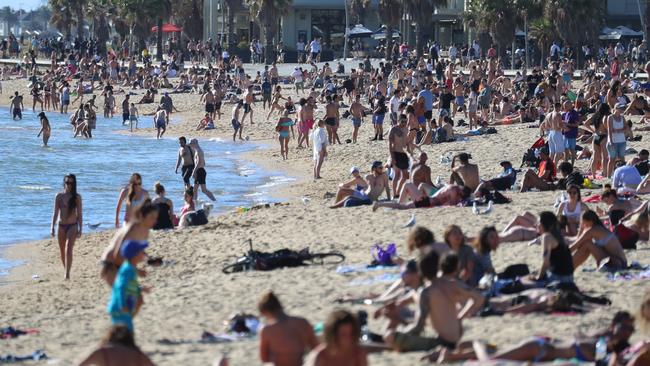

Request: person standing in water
left=189, top=139, right=217, bottom=201
left=10, top=91, right=23, bottom=120
left=115, top=173, right=150, bottom=228
left=154, top=106, right=168, bottom=139
left=175, top=136, right=195, bottom=190
left=37, top=112, right=51, bottom=146
left=51, top=174, right=83, bottom=280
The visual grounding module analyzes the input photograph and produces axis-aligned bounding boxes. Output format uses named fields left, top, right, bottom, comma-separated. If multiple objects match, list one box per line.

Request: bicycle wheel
left=222, top=261, right=249, bottom=274
left=307, top=252, right=346, bottom=265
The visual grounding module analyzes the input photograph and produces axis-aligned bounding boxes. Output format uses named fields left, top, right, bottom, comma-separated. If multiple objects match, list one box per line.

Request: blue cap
left=120, top=240, right=148, bottom=259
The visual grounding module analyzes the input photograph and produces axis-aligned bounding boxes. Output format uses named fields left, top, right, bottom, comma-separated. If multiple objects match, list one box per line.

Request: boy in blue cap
left=107, top=239, right=149, bottom=332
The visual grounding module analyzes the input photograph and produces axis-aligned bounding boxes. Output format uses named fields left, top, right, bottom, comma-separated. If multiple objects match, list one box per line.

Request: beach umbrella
left=151, top=24, right=182, bottom=33
left=371, top=25, right=401, bottom=40
left=346, top=24, right=373, bottom=39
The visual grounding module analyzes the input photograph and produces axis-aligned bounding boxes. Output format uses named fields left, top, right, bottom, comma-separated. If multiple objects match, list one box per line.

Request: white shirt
left=292, top=69, right=303, bottom=82
left=312, top=127, right=328, bottom=161
left=612, top=165, right=642, bottom=189
left=310, top=40, right=321, bottom=53
left=389, top=95, right=400, bottom=113
left=297, top=41, right=305, bottom=51
left=550, top=44, right=560, bottom=56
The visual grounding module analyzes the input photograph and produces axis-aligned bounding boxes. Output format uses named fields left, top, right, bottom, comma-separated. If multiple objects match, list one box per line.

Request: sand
left=0, top=70, right=649, bottom=365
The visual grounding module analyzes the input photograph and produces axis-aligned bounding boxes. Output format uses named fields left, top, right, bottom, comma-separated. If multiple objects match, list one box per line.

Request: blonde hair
left=639, top=291, right=650, bottom=334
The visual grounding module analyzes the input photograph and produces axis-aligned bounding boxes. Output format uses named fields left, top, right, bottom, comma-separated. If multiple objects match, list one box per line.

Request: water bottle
left=595, top=337, right=607, bottom=366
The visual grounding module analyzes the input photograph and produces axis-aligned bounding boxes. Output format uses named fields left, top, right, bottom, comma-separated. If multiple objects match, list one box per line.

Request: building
left=605, top=0, right=646, bottom=29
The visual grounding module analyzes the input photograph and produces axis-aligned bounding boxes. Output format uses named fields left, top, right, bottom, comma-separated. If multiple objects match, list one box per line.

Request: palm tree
left=49, top=0, right=74, bottom=40
left=246, top=0, right=292, bottom=64
left=378, top=0, right=402, bottom=60
left=175, top=0, right=204, bottom=41
left=225, top=0, right=243, bottom=49
left=464, top=0, right=523, bottom=56
left=543, top=0, right=604, bottom=65
left=349, top=0, right=370, bottom=25
left=528, top=18, right=556, bottom=66
left=405, top=0, right=448, bottom=55
left=70, top=0, right=86, bottom=38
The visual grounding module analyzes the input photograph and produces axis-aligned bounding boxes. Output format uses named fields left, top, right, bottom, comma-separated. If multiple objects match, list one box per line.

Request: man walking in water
left=175, top=136, right=195, bottom=190
left=189, top=139, right=216, bottom=202
left=10, top=91, right=23, bottom=120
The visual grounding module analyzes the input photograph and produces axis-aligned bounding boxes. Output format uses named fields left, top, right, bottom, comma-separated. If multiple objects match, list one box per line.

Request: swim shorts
left=373, top=114, right=385, bottom=125
left=231, top=119, right=241, bottom=130
left=195, top=167, right=207, bottom=185
left=122, top=113, right=130, bottom=122
left=181, top=165, right=195, bottom=185
left=392, top=332, right=456, bottom=352
left=243, top=103, right=251, bottom=113
left=455, top=96, right=465, bottom=106
left=325, top=117, right=337, bottom=126
left=352, top=118, right=361, bottom=128
left=156, top=119, right=166, bottom=129
left=263, top=93, right=271, bottom=103
left=564, top=137, right=576, bottom=151
left=12, top=108, right=21, bottom=119
left=393, top=151, right=409, bottom=170
left=424, top=110, right=433, bottom=120
left=548, top=130, right=564, bottom=155
left=205, top=103, right=214, bottom=113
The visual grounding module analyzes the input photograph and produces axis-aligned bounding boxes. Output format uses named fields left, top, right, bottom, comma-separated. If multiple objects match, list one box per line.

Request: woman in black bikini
left=583, top=103, right=610, bottom=177
left=51, top=174, right=83, bottom=280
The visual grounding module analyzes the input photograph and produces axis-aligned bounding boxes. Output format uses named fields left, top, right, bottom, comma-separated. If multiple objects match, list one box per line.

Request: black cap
left=500, top=161, right=512, bottom=167
left=372, top=161, right=383, bottom=169
left=457, top=153, right=470, bottom=162
left=402, top=260, right=418, bottom=274
left=639, top=149, right=649, bottom=157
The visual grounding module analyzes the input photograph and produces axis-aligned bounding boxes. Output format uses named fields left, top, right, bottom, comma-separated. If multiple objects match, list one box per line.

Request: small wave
left=18, top=185, right=53, bottom=191
left=208, top=137, right=225, bottom=143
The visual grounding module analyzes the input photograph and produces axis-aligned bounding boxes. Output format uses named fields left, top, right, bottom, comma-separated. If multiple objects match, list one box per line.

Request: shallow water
left=0, top=107, right=291, bottom=275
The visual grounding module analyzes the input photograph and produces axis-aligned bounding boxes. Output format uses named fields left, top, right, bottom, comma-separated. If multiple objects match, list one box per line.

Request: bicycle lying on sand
left=222, top=239, right=346, bottom=274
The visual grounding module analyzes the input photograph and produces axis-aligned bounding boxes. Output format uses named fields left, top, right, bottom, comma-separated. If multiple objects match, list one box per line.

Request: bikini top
left=130, top=194, right=146, bottom=207
left=562, top=201, right=582, bottom=218
left=593, top=230, right=616, bottom=247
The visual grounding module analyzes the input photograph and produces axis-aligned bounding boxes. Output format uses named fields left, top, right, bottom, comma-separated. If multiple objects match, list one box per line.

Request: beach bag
left=371, top=243, right=397, bottom=266
left=253, top=249, right=306, bottom=271
left=497, top=264, right=530, bottom=280
left=614, top=224, right=639, bottom=250
left=343, top=197, right=373, bottom=207
left=186, top=209, right=208, bottom=226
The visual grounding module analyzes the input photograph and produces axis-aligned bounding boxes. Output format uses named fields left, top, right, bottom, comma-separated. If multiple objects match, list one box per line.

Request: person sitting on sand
left=151, top=182, right=174, bottom=230
left=410, top=153, right=433, bottom=187
left=330, top=162, right=391, bottom=208
left=373, top=183, right=471, bottom=210
left=387, top=251, right=484, bottom=359
left=258, top=291, right=318, bottom=366
left=570, top=210, right=628, bottom=271
left=304, top=310, right=367, bottom=366
left=530, top=212, right=575, bottom=284
left=474, top=161, right=517, bottom=197
left=418, top=116, right=455, bottom=145
left=450, top=153, right=480, bottom=192
left=556, top=185, right=590, bottom=236
left=520, top=148, right=557, bottom=192
left=101, top=202, right=158, bottom=286
left=599, top=188, right=645, bottom=225
left=196, top=113, right=214, bottom=131
left=466, top=311, right=635, bottom=364
left=107, top=239, right=152, bottom=332
left=371, top=260, right=425, bottom=332
left=443, top=225, right=476, bottom=285
left=614, top=292, right=650, bottom=366
left=76, top=326, right=155, bottom=366
left=406, top=226, right=451, bottom=258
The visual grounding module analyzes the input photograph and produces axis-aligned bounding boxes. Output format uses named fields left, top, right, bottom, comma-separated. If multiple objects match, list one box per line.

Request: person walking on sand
left=388, top=115, right=411, bottom=197
left=242, top=86, right=255, bottom=125
left=51, top=174, right=82, bottom=280
left=275, top=109, right=294, bottom=160
left=10, top=91, right=23, bottom=120
left=312, top=120, right=328, bottom=179
left=175, top=137, right=195, bottom=190
left=154, top=106, right=168, bottom=139
left=349, top=94, right=364, bottom=143
left=258, top=291, right=319, bottom=366
left=37, top=112, right=51, bottom=146
left=190, top=139, right=217, bottom=201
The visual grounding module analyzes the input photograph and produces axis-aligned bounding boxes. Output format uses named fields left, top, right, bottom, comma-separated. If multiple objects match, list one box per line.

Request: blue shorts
left=606, top=142, right=626, bottom=159
left=455, top=96, right=465, bottom=106
left=231, top=119, right=241, bottom=130
left=564, top=137, right=576, bottom=151
left=352, top=118, right=361, bottom=127
left=417, top=116, right=426, bottom=124
left=373, top=114, right=385, bottom=125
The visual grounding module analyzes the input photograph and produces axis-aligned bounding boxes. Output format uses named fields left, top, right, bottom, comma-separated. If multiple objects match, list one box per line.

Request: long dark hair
left=65, top=174, right=78, bottom=216
left=475, top=226, right=497, bottom=255
left=539, top=211, right=566, bottom=247
left=102, top=325, right=136, bottom=348
left=127, top=173, right=142, bottom=204
left=582, top=210, right=606, bottom=228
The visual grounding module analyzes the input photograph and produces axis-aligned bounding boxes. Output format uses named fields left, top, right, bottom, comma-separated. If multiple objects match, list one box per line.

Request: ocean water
left=0, top=107, right=292, bottom=275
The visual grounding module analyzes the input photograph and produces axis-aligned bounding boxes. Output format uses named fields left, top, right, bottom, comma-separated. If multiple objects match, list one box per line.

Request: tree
left=225, top=0, right=243, bottom=49
left=378, top=0, right=402, bottom=60
left=349, top=0, right=370, bottom=25
left=176, top=0, right=204, bottom=41
left=246, top=0, right=292, bottom=64
left=464, top=0, right=528, bottom=56
left=405, top=0, right=448, bottom=56
left=543, top=0, right=604, bottom=66
left=0, top=6, right=19, bottom=34
left=528, top=18, right=556, bottom=66
left=49, top=0, right=74, bottom=39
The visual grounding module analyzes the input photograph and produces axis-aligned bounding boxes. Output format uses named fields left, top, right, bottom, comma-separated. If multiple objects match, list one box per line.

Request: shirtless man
left=10, top=91, right=23, bottom=120
left=373, top=183, right=471, bottom=211
left=258, top=292, right=318, bottom=366
left=189, top=139, right=216, bottom=202
left=452, top=78, right=466, bottom=118
left=175, top=136, right=195, bottom=189
left=242, top=86, right=255, bottom=125
left=543, top=102, right=565, bottom=165
left=389, top=115, right=412, bottom=197
left=324, top=95, right=340, bottom=144
left=298, top=97, right=316, bottom=147
left=231, top=100, right=244, bottom=141
left=450, top=153, right=480, bottom=191
left=349, top=94, right=364, bottom=143
left=411, top=153, right=433, bottom=187
left=329, top=161, right=391, bottom=208
left=213, top=88, right=223, bottom=120
left=202, top=89, right=216, bottom=121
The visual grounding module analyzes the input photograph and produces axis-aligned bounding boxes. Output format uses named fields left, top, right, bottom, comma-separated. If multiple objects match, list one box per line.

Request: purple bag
left=372, top=243, right=397, bottom=266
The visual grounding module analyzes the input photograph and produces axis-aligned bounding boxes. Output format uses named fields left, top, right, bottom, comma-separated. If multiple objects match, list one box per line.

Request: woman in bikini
left=275, top=109, right=294, bottom=160
left=556, top=185, right=590, bottom=236
left=115, top=173, right=150, bottom=228
left=583, top=103, right=610, bottom=176
left=570, top=210, right=628, bottom=271
left=405, top=105, right=420, bottom=148
left=51, top=174, right=82, bottom=280
left=304, top=310, right=367, bottom=366
left=266, top=85, right=286, bottom=119
left=37, top=111, right=51, bottom=147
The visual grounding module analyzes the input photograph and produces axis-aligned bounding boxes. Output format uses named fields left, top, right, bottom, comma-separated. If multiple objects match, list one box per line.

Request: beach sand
left=0, top=75, right=649, bottom=365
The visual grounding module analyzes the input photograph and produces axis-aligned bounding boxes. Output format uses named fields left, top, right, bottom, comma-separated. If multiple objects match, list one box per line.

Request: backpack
left=433, top=127, right=447, bottom=144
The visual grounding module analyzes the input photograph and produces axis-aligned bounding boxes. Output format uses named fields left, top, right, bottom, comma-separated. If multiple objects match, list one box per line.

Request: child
left=231, top=100, right=243, bottom=141
left=129, top=103, right=139, bottom=132
left=107, top=240, right=149, bottom=331
left=275, top=109, right=294, bottom=160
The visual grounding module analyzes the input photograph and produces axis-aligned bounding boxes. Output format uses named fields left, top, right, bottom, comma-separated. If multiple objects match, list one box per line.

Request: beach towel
left=0, top=350, right=47, bottom=362
left=0, top=327, right=38, bottom=339
left=347, top=273, right=401, bottom=287
left=336, top=264, right=399, bottom=274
